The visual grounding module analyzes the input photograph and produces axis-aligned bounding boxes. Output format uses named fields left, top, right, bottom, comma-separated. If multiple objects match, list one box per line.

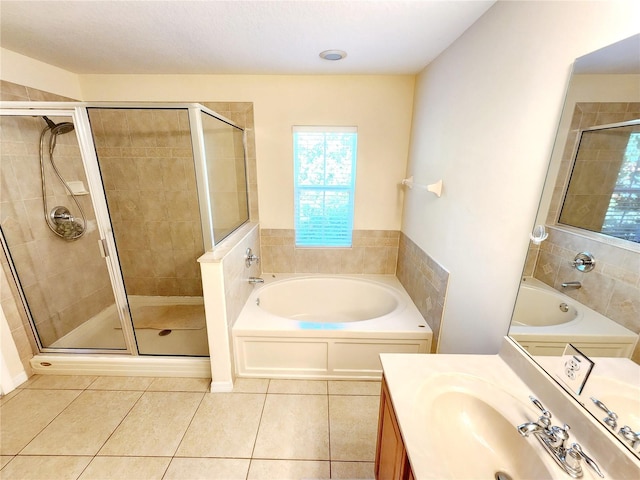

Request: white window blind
left=293, top=126, right=357, bottom=247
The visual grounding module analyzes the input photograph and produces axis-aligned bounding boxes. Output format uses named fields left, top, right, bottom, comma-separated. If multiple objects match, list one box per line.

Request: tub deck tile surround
left=260, top=228, right=399, bottom=274
left=0, top=376, right=379, bottom=479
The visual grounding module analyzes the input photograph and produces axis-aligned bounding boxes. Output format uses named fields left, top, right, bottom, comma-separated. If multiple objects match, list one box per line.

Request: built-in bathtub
left=509, top=277, right=637, bottom=357
left=232, top=274, right=432, bottom=379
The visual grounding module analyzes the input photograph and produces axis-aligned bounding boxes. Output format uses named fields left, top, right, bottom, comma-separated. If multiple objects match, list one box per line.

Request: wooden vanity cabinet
left=375, top=376, right=415, bottom=480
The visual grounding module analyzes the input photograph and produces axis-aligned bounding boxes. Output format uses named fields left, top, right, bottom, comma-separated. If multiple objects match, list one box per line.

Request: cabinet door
left=375, top=377, right=413, bottom=480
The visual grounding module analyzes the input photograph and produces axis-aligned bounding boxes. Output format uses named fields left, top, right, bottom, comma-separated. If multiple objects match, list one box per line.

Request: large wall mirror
left=509, top=33, right=640, bottom=457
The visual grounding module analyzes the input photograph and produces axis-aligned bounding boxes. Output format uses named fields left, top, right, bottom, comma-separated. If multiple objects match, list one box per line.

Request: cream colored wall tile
left=267, top=379, right=327, bottom=395
left=247, top=459, right=330, bottom=479
left=22, top=390, right=143, bottom=455
left=176, top=393, right=265, bottom=458
left=79, top=456, right=170, bottom=480
left=0, top=389, right=82, bottom=455
left=331, top=461, right=375, bottom=479
left=328, top=395, right=379, bottom=462
left=328, top=381, right=381, bottom=396
left=606, top=281, right=640, bottom=333
left=164, top=458, right=249, bottom=480
left=0, top=455, right=14, bottom=469
left=99, top=391, right=203, bottom=456
left=253, top=394, right=329, bottom=460
left=0, top=455, right=92, bottom=480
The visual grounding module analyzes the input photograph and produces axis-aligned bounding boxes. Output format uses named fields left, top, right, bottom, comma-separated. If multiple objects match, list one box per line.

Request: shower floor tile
left=1, top=376, right=380, bottom=479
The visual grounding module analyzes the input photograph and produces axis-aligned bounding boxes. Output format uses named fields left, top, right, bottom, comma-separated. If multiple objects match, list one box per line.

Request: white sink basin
left=414, top=374, right=554, bottom=479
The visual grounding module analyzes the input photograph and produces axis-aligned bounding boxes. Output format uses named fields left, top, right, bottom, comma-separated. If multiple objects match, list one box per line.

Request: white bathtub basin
left=512, top=282, right=579, bottom=326
left=233, top=274, right=432, bottom=379
left=509, top=278, right=637, bottom=358
left=256, top=276, right=400, bottom=322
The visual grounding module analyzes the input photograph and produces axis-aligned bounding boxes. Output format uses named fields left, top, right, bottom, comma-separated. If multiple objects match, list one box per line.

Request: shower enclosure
left=0, top=103, right=249, bottom=366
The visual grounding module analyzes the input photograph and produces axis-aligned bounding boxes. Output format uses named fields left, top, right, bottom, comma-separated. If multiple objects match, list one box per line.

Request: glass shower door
left=0, top=113, right=128, bottom=351
left=87, top=107, right=209, bottom=356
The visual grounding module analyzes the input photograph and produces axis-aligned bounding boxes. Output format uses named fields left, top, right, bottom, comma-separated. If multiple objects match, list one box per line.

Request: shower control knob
left=245, top=247, right=260, bottom=268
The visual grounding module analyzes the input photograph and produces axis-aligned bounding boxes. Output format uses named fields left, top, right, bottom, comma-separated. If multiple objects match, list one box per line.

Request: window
left=603, top=132, right=640, bottom=242
left=293, top=126, right=357, bottom=247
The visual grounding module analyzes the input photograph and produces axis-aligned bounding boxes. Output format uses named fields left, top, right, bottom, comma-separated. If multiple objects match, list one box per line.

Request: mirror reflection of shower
left=39, top=116, right=87, bottom=240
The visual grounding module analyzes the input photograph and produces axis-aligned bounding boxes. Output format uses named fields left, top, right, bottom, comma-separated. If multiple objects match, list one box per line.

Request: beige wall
left=402, top=0, right=640, bottom=354
left=77, top=75, right=415, bottom=232
left=0, top=48, right=82, bottom=101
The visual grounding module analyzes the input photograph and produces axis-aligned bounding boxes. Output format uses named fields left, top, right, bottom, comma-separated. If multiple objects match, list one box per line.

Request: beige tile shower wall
left=537, top=102, right=640, bottom=362
left=1, top=81, right=113, bottom=365
left=260, top=229, right=398, bottom=274
left=89, top=108, right=204, bottom=297
left=396, top=233, right=449, bottom=353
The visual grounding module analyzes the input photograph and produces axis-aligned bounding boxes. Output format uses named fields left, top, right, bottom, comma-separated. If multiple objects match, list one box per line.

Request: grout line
left=246, top=379, right=270, bottom=480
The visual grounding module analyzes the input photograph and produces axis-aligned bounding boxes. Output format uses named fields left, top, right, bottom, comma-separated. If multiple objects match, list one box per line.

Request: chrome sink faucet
left=248, top=277, right=264, bottom=284
left=518, top=396, right=604, bottom=478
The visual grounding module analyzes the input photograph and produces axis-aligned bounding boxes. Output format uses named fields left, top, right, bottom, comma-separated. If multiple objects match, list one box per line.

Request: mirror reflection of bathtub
left=510, top=277, right=637, bottom=357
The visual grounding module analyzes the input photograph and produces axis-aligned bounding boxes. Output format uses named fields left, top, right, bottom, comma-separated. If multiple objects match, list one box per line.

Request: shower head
left=42, top=116, right=75, bottom=135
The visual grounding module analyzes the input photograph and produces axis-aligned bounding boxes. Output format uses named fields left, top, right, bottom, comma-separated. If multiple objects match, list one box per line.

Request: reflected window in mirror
left=559, top=118, right=640, bottom=244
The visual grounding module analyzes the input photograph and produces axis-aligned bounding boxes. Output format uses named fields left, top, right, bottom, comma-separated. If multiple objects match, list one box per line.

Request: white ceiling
left=0, top=0, right=495, bottom=75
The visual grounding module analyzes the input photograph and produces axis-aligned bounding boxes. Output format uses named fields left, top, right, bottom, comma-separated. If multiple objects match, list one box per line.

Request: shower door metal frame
left=189, top=104, right=249, bottom=249
left=0, top=105, right=138, bottom=355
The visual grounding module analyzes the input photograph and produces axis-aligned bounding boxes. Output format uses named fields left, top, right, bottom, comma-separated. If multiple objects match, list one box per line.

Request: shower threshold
left=29, top=353, right=211, bottom=378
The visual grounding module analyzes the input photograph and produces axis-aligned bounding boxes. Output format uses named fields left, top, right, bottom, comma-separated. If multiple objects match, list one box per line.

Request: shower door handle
left=98, top=238, right=109, bottom=258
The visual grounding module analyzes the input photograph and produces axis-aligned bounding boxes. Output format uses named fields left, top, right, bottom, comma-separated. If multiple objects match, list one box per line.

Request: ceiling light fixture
left=319, top=50, right=347, bottom=61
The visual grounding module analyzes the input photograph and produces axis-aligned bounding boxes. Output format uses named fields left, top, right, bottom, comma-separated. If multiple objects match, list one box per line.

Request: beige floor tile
left=87, top=376, right=155, bottom=391
left=23, top=375, right=97, bottom=390
left=164, top=458, right=250, bottom=480
left=22, top=390, right=142, bottom=455
left=0, top=455, right=92, bottom=480
left=268, top=379, right=328, bottom=395
left=331, top=461, right=375, bottom=479
left=176, top=393, right=265, bottom=458
left=232, top=377, right=269, bottom=393
left=329, top=396, right=379, bottom=461
left=78, top=456, right=170, bottom=480
left=253, top=394, right=329, bottom=460
left=0, top=389, right=82, bottom=455
left=328, top=381, right=381, bottom=396
left=0, top=455, right=14, bottom=469
left=98, top=391, right=203, bottom=456
left=248, top=459, right=330, bottom=479
left=0, top=389, right=20, bottom=406
left=147, top=377, right=210, bottom=392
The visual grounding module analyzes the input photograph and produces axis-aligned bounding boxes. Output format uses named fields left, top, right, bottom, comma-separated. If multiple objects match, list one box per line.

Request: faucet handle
left=529, top=396, right=552, bottom=419
left=548, top=424, right=571, bottom=449
left=618, top=425, right=640, bottom=449
left=567, top=443, right=604, bottom=478
left=591, top=397, right=618, bottom=429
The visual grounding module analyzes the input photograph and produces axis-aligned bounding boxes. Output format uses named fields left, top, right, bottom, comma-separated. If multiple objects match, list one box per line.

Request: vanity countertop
left=380, top=353, right=592, bottom=479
